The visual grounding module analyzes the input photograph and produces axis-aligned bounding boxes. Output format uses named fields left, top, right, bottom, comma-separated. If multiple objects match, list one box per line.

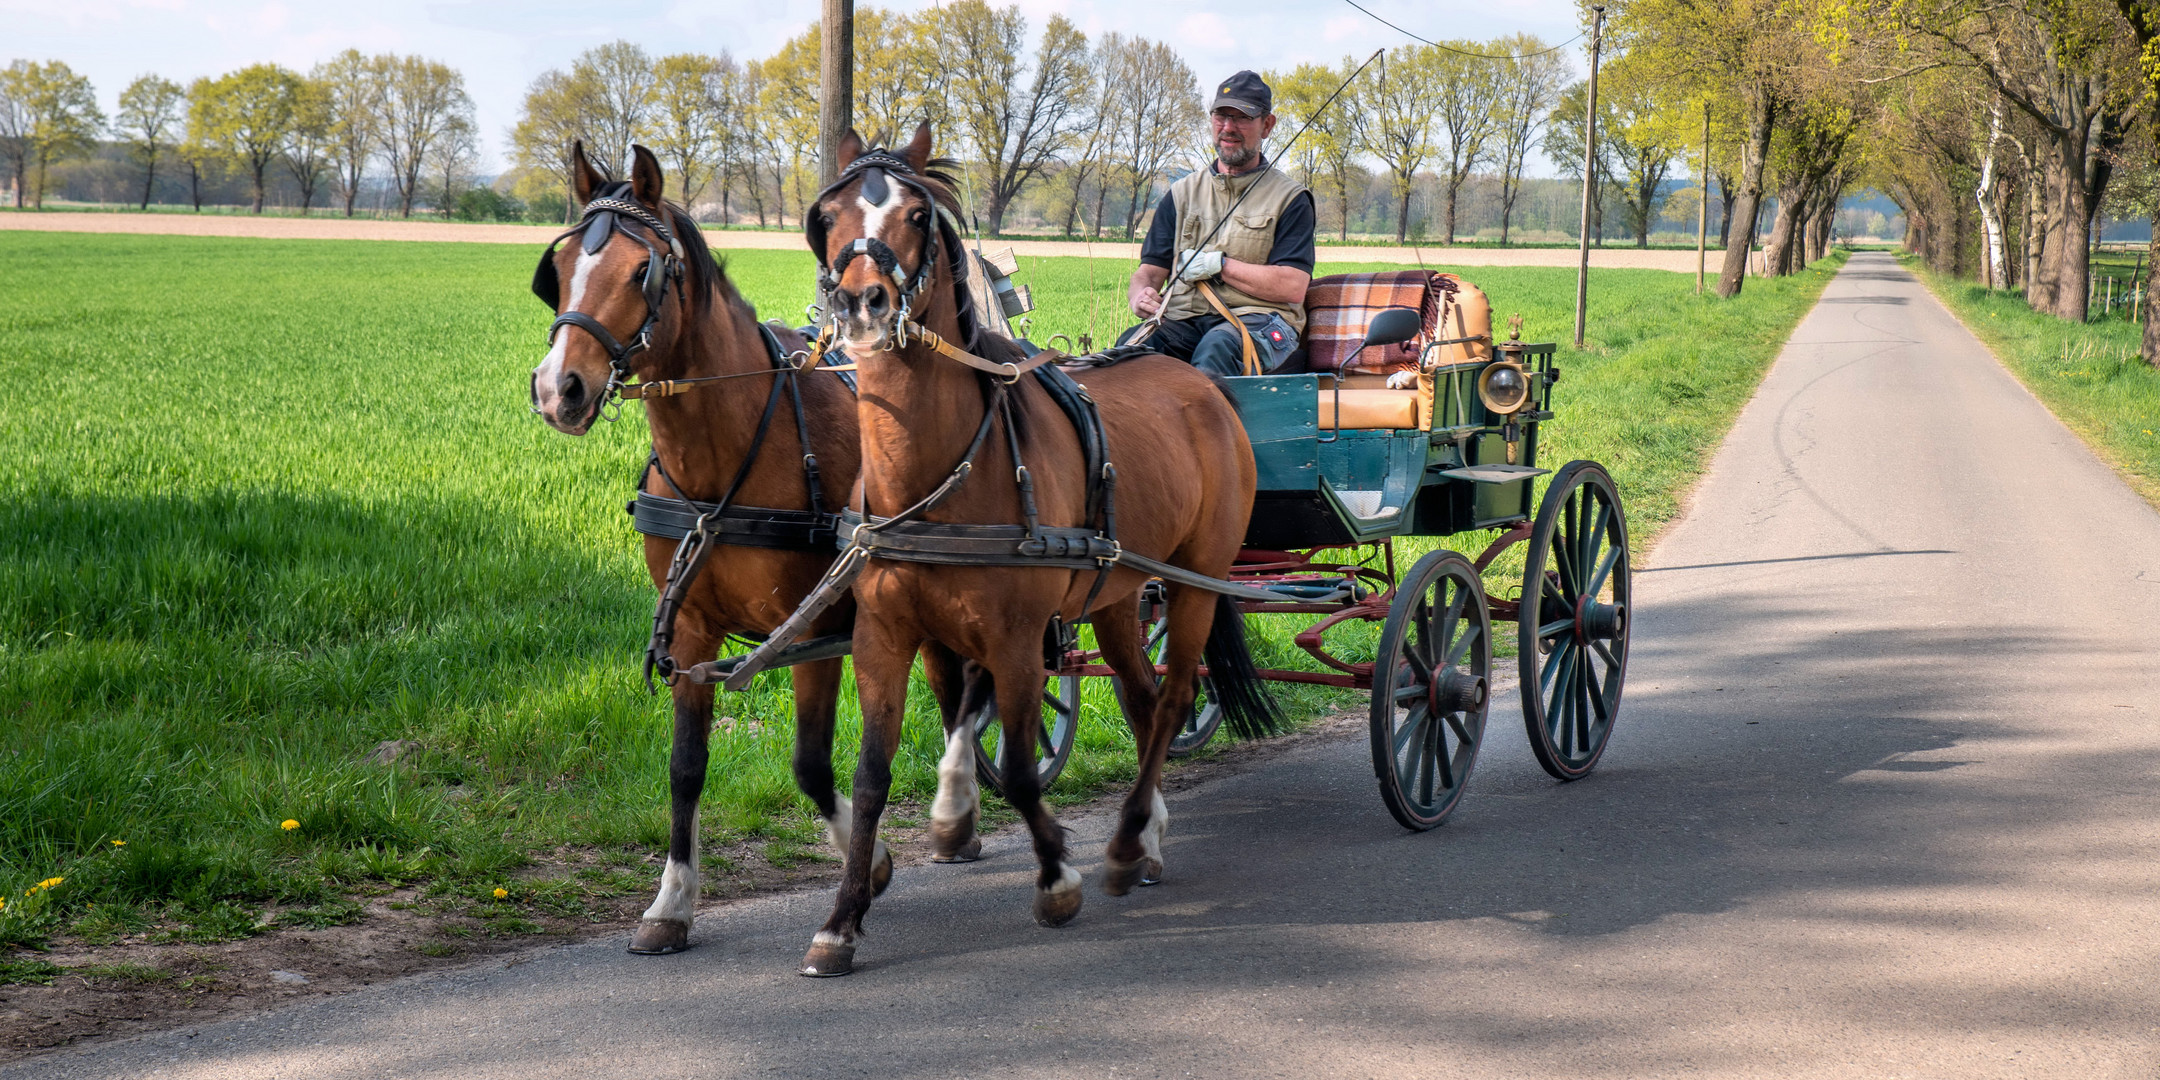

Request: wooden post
left=818, top=0, right=855, bottom=189
left=1697, top=99, right=1709, bottom=295
left=1573, top=5, right=1606, bottom=349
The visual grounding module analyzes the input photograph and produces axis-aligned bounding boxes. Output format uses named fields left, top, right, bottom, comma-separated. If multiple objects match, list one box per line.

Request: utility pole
left=1697, top=99, right=1709, bottom=295
left=1573, top=4, right=1606, bottom=348
left=818, top=0, right=855, bottom=189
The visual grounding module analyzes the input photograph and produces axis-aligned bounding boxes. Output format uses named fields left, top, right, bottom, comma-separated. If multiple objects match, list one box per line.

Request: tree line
left=1600, top=0, right=2156, bottom=359
left=1, top=51, right=474, bottom=219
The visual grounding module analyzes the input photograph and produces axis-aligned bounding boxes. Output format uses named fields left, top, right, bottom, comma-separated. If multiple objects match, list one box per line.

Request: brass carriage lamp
left=1476, top=335, right=1534, bottom=464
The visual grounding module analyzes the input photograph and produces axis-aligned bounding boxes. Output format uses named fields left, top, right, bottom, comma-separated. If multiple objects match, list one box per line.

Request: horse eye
left=633, top=261, right=650, bottom=280
left=909, top=208, right=929, bottom=226
left=818, top=213, right=834, bottom=231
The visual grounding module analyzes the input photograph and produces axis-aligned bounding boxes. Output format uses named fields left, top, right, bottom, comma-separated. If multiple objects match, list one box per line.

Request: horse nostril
left=863, top=284, right=889, bottom=316
left=560, top=371, right=586, bottom=410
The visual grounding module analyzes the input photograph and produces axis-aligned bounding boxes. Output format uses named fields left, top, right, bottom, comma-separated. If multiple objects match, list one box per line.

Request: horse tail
left=1202, top=593, right=1287, bottom=740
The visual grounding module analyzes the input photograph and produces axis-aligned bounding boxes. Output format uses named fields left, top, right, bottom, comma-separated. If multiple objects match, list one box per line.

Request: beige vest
left=1161, top=163, right=1311, bottom=333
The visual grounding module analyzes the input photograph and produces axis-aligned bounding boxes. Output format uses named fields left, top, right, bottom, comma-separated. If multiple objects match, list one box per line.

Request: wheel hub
left=1574, top=596, right=1625, bottom=642
left=1429, top=667, right=1487, bottom=716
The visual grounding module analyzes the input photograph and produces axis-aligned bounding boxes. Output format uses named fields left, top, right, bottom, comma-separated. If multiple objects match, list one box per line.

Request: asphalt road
left=12, top=252, right=2158, bottom=1079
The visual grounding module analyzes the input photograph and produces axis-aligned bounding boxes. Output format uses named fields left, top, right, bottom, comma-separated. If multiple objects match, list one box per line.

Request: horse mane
left=908, top=157, right=986, bottom=354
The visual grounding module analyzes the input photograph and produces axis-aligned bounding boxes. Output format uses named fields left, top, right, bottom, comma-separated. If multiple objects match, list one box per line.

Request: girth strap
left=630, top=493, right=838, bottom=549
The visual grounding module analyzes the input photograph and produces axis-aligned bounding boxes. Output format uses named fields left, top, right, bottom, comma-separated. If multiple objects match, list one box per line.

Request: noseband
left=533, top=186, right=687, bottom=421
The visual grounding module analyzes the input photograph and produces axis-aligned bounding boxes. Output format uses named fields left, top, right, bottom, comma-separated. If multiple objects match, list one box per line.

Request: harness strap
left=1196, top=280, right=1264, bottom=376
left=721, top=381, right=1010, bottom=691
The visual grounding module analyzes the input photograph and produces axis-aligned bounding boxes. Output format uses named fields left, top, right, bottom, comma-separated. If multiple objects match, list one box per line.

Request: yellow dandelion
left=38, top=877, right=63, bottom=890
left=111, top=839, right=126, bottom=847
left=0, top=896, right=6, bottom=910
left=492, top=888, right=508, bottom=899
left=281, top=819, right=300, bottom=831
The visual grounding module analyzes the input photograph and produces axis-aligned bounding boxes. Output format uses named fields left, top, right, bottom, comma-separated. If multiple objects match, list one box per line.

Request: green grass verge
left=0, top=232, right=1840, bottom=950
left=1902, top=257, right=2160, bottom=510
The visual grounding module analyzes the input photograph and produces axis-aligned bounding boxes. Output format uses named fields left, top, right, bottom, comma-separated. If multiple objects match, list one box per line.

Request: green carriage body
left=1219, top=341, right=1558, bottom=549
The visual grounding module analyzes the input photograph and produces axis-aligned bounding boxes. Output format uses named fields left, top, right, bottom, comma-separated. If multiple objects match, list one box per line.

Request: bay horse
left=796, top=124, right=1280, bottom=976
left=528, top=142, right=995, bottom=955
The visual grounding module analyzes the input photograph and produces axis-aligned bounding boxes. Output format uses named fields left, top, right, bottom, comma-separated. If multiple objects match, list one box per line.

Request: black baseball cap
left=1211, top=71, right=1272, bottom=117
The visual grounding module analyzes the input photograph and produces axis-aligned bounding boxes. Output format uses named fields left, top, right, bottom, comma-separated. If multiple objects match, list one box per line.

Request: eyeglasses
left=1210, top=110, right=1260, bottom=127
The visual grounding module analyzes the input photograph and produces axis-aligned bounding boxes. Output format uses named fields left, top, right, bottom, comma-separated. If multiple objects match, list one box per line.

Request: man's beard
left=1218, top=140, right=1259, bottom=169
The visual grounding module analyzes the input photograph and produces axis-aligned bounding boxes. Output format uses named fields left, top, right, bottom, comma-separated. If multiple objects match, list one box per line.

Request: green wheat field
left=0, top=231, right=1841, bottom=955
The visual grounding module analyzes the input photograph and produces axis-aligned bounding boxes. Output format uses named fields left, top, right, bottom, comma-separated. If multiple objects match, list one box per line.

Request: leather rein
left=532, top=190, right=845, bottom=690
left=718, top=149, right=1280, bottom=692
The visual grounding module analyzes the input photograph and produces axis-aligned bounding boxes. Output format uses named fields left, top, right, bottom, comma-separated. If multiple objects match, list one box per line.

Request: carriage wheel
left=1111, top=613, right=1225, bottom=758
left=1369, top=550, right=1491, bottom=831
left=972, top=674, right=1081, bottom=797
left=1519, top=460, right=1630, bottom=781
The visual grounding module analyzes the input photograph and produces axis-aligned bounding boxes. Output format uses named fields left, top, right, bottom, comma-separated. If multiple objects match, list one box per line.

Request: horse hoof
left=800, top=941, right=856, bottom=977
left=1034, top=883, right=1083, bottom=927
left=627, top=919, right=691, bottom=955
left=1139, top=858, right=1164, bottom=887
left=929, top=836, right=982, bottom=864
left=1101, top=858, right=1143, bottom=897
left=870, top=846, right=894, bottom=897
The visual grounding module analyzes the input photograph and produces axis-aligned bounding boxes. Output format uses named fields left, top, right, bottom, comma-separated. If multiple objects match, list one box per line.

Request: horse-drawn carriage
left=531, top=133, right=1630, bottom=970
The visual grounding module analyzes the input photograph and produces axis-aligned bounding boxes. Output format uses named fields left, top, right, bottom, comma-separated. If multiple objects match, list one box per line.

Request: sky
left=9, top=0, right=1591, bottom=175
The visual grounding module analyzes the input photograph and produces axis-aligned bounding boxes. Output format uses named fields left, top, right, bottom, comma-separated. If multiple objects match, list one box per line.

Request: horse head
left=805, top=123, right=977, bottom=355
left=530, top=141, right=701, bottom=435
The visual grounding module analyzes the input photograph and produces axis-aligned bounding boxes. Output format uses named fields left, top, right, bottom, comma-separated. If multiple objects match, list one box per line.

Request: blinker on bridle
left=532, top=185, right=688, bottom=421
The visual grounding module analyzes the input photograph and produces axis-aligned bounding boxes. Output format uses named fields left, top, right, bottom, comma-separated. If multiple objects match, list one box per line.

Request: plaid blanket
left=1303, top=270, right=1441, bottom=374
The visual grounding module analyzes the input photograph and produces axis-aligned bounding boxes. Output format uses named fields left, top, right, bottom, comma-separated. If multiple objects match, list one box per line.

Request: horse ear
left=903, top=121, right=933, bottom=174
left=835, top=130, right=866, bottom=172
left=629, top=145, right=665, bottom=207
left=571, top=140, right=604, bottom=207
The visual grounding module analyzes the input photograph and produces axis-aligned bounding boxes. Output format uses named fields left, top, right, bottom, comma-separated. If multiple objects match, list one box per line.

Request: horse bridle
left=532, top=185, right=687, bottom=420
left=806, top=150, right=954, bottom=351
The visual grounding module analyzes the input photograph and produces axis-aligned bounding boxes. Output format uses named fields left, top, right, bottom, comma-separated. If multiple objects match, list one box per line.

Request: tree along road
left=11, top=252, right=2158, bottom=1079
left=0, top=211, right=1712, bottom=269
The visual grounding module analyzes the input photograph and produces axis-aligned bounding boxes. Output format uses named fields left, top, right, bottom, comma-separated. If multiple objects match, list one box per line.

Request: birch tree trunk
left=1975, top=97, right=2005, bottom=290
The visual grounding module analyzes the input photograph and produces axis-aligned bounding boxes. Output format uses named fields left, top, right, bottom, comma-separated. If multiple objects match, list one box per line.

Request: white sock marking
left=641, top=838, right=699, bottom=925
left=812, top=929, right=853, bottom=948
left=930, top=723, right=979, bottom=832
left=824, top=794, right=890, bottom=877
left=1140, top=790, right=1169, bottom=865
left=1048, top=861, right=1082, bottom=896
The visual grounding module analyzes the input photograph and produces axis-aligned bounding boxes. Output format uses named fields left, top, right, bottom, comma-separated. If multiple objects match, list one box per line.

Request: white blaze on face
left=856, top=177, right=904, bottom=246
left=530, top=247, right=605, bottom=419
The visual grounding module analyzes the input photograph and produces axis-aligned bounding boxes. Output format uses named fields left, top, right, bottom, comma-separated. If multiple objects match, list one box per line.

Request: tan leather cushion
left=1319, top=388, right=1421, bottom=430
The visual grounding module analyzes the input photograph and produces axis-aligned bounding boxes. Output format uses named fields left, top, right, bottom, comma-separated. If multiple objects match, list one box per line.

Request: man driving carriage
left=1124, top=70, right=1318, bottom=377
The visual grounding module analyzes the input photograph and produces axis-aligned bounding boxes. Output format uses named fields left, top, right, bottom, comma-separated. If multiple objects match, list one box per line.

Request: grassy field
left=1905, top=258, right=2159, bottom=509
left=0, top=231, right=1842, bottom=960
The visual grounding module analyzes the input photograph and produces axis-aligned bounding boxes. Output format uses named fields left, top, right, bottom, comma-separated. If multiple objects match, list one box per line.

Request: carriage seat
left=1319, top=386, right=1421, bottom=430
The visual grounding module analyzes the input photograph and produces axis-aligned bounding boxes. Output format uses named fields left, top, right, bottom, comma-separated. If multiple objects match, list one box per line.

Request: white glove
left=1176, top=248, right=1225, bottom=283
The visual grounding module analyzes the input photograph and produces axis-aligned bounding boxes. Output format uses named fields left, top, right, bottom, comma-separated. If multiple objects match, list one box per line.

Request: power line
left=1341, top=0, right=1585, bottom=59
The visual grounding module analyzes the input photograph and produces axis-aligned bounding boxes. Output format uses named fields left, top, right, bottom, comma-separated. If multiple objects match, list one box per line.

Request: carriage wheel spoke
left=1547, top=647, right=1578, bottom=748
left=1536, top=618, right=1573, bottom=641
left=1393, top=704, right=1430, bottom=760
left=1444, top=623, right=1482, bottom=670
left=1539, top=639, right=1573, bottom=699
left=1444, top=710, right=1475, bottom=745
left=1431, top=717, right=1454, bottom=793
left=1574, top=662, right=1593, bottom=753
left=1590, top=638, right=1620, bottom=669
left=1586, top=542, right=1622, bottom=602
left=1576, top=499, right=1609, bottom=591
